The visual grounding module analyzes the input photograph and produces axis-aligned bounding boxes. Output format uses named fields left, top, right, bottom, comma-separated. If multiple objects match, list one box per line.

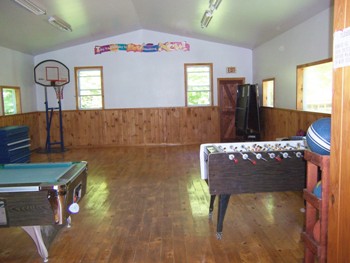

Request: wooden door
left=218, top=78, right=245, bottom=142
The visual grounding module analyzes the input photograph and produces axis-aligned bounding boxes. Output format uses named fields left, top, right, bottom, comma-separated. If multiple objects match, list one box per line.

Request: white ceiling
left=0, top=0, right=333, bottom=55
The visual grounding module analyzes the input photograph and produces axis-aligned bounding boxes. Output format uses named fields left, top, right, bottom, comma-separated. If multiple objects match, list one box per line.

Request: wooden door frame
left=217, top=78, right=245, bottom=142
left=328, top=0, right=350, bottom=261
left=217, top=78, right=246, bottom=107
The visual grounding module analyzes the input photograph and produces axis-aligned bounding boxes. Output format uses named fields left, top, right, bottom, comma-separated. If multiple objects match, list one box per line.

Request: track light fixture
left=48, top=16, right=73, bottom=32
left=13, top=0, right=46, bottom=15
left=201, top=12, right=213, bottom=29
left=201, top=0, right=223, bottom=28
left=209, top=0, right=222, bottom=10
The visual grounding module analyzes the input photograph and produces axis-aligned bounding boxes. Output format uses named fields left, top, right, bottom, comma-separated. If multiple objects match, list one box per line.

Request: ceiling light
left=205, top=10, right=213, bottom=17
left=201, top=13, right=213, bottom=28
left=13, top=0, right=46, bottom=15
left=201, top=0, right=223, bottom=28
left=209, top=0, right=223, bottom=10
left=48, top=16, right=72, bottom=32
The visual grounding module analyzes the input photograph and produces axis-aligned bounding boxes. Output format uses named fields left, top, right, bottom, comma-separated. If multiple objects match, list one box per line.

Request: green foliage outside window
left=186, top=65, right=212, bottom=106
left=77, top=69, right=103, bottom=109
left=3, top=88, right=17, bottom=115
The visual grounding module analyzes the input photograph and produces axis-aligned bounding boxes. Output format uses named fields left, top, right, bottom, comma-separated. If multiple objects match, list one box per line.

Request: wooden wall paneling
left=87, top=111, right=98, bottom=146
left=144, top=108, right=153, bottom=144
left=66, top=111, right=80, bottom=147
left=278, top=109, right=288, bottom=136
left=182, top=107, right=193, bottom=144
left=167, top=108, right=177, bottom=144
left=195, top=107, right=207, bottom=143
left=194, top=107, right=204, bottom=143
left=137, top=109, right=146, bottom=145
left=183, top=107, right=194, bottom=144
left=189, top=107, right=200, bottom=144
left=135, top=108, right=143, bottom=145
left=109, top=110, right=120, bottom=145
left=158, top=108, right=166, bottom=144
left=182, top=107, right=202, bottom=144
left=77, top=111, right=89, bottom=146
left=2, top=107, right=221, bottom=148
left=61, top=111, right=71, bottom=147
left=198, top=107, right=219, bottom=143
left=191, top=107, right=202, bottom=143
left=192, top=107, right=203, bottom=142
left=63, top=111, right=75, bottom=147
left=102, top=110, right=110, bottom=145
left=141, top=108, right=150, bottom=144
left=260, top=107, right=331, bottom=141
left=147, top=108, right=158, bottom=144
left=180, top=107, right=188, bottom=144
left=79, top=111, right=95, bottom=146
left=328, top=0, right=350, bottom=261
left=107, top=110, right=122, bottom=145
left=174, top=107, right=183, bottom=144
left=177, top=107, right=184, bottom=143
left=0, top=107, right=332, bottom=149
left=208, top=106, right=219, bottom=142
left=179, top=108, right=188, bottom=143
left=118, top=109, right=127, bottom=145
left=98, top=111, right=107, bottom=146
left=69, top=111, right=82, bottom=146
left=128, top=109, right=136, bottom=144
left=96, top=111, right=106, bottom=145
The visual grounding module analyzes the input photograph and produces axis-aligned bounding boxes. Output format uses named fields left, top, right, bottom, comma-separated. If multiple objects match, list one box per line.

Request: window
left=75, top=67, right=104, bottom=110
left=0, top=86, right=22, bottom=115
left=184, top=63, right=213, bottom=106
left=297, top=58, right=332, bottom=113
left=262, top=78, right=275, bottom=107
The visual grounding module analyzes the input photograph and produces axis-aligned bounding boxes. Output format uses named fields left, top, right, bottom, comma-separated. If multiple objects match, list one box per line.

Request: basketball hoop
left=34, top=60, right=69, bottom=153
left=54, top=86, right=64, bottom=100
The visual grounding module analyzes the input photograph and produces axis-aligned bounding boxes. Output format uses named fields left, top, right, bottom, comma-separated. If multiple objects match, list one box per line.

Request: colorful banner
left=94, top=42, right=190, bottom=54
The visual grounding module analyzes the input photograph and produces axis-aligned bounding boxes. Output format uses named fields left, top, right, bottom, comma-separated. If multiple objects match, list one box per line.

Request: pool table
left=0, top=161, right=88, bottom=262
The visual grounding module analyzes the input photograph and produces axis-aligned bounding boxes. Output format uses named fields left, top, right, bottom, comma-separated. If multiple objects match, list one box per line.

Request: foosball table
left=199, top=140, right=306, bottom=239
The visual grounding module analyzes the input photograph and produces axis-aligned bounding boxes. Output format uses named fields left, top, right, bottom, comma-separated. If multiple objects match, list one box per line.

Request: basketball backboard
left=34, top=60, right=70, bottom=87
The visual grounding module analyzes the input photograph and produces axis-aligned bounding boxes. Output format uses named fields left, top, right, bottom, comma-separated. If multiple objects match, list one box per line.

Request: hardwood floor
left=0, top=145, right=305, bottom=263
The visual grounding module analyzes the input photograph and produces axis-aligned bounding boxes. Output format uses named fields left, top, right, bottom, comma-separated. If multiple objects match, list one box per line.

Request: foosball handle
left=275, top=155, right=282, bottom=162
left=249, top=158, right=256, bottom=165
left=228, top=154, right=238, bottom=163
left=295, top=152, right=303, bottom=158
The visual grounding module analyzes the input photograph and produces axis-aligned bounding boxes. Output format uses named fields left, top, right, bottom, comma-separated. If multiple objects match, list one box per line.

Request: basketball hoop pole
left=44, top=87, right=51, bottom=152
left=44, top=85, right=65, bottom=153
left=57, top=86, right=64, bottom=152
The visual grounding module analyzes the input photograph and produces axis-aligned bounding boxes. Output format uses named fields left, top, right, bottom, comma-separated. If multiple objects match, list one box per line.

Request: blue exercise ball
left=306, top=118, right=331, bottom=155
left=313, top=181, right=322, bottom=198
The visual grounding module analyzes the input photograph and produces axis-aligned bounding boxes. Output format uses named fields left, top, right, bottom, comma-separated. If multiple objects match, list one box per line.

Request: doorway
left=218, top=78, right=245, bottom=142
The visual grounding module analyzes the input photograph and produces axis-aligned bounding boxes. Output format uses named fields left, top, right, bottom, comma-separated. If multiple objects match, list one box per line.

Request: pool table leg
left=22, top=226, right=49, bottom=262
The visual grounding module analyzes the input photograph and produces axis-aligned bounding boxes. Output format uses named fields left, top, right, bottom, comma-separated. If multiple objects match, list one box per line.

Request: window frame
left=0, top=86, right=22, bottom=116
left=184, top=63, right=214, bottom=107
left=296, top=58, right=332, bottom=113
left=74, top=66, right=105, bottom=110
left=262, top=78, right=275, bottom=107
